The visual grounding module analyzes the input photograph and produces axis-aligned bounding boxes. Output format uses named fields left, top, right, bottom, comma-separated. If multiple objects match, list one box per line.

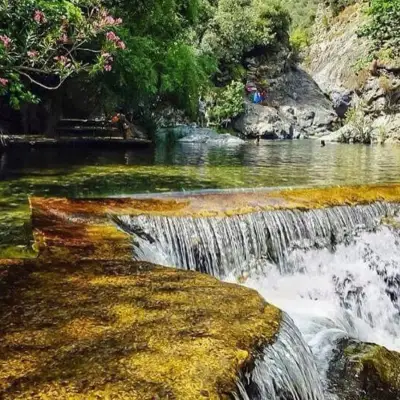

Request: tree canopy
left=0, top=0, right=292, bottom=122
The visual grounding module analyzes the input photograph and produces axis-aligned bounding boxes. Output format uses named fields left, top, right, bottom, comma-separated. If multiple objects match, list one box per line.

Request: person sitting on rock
left=111, top=112, right=134, bottom=139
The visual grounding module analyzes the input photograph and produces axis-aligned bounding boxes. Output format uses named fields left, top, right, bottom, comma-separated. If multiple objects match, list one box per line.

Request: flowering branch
left=0, top=1, right=126, bottom=107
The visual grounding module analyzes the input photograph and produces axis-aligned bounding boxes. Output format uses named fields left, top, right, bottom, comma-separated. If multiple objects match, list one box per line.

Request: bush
left=290, top=28, right=310, bottom=52
left=0, top=0, right=125, bottom=108
left=359, top=0, right=400, bottom=57
left=200, top=0, right=291, bottom=64
left=344, top=99, right=371, bottom=143
left=207, top=81, right=245, bottom=126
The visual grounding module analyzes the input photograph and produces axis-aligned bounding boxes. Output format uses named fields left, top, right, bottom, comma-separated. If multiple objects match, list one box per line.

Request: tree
left=0, top=0, right=126, bottom=109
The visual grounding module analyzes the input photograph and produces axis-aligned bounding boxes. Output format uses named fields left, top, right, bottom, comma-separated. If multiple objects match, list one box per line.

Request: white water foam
left=227, top=224, right=400, bottom=383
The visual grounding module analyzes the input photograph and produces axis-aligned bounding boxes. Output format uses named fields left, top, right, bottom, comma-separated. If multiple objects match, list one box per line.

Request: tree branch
left=18, top=70, right=69, bottom=90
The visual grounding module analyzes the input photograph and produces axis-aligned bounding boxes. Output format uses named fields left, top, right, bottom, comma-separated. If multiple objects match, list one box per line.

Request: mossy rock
left=0, top=259, right=281, bottom=399
left=328, top=338, right=400, bottom=400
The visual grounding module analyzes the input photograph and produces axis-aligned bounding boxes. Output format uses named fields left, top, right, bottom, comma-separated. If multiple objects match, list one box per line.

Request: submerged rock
left=179, top=131, right=244, bottom=145
left=157, top=125, right=244, bottom=145
left=328, top=339, right=400, bottom=400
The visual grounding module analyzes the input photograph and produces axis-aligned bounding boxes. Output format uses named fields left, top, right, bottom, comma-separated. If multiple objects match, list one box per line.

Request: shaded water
left=118, top=202, right=400, bottom=398
left=1, top=139, right=400, bottom=256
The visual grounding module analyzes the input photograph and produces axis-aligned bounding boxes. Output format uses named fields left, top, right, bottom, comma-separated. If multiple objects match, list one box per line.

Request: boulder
left=235, top=67, right=337, bottom=139
left=328, top=338, right=400, bottom=400
left=371, top=115, right=400, bottom=143
left=234, top=103, right=292, bottom=139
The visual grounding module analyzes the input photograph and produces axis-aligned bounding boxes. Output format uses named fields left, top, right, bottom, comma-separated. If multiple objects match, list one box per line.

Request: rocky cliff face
left=306, top=2, right=400, bottom=144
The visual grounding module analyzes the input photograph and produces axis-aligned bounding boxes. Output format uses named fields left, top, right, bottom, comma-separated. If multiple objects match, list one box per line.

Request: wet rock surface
left=328, top=338, right=400, bottom=400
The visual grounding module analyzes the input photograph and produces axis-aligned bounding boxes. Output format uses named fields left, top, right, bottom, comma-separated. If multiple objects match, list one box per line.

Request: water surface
left=1, top=140, right=400, bottom=257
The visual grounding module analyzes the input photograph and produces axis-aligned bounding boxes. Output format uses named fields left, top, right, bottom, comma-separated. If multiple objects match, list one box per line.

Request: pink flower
left=33, top=10, right=47, bottom=24
left=104, top=16, right=115, bottom=25
left=54, top=55, right=71, bottom=68
left=0, top=35, right=12, bottom=48
left=104, top=64, right=112, bottom=72
left=106, top=31, right=117, bottom=42
left=115, top=18, right=123, bottom=25
left=0, top=78, right=8, bottom=86
left=116, top=40, right=126, bottom=50
left=27, top=50, right=38, bottom=58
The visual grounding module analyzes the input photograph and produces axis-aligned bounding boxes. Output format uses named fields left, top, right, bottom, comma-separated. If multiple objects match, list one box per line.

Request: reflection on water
left=1, top=140, right=400, bottom=257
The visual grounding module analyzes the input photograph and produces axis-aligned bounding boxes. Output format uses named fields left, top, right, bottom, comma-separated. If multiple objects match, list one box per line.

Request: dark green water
left=1, top=140, right=400, bottom=257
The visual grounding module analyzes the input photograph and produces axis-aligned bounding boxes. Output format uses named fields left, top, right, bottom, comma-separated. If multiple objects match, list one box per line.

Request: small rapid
left=115, top=201, right=400, bottom=399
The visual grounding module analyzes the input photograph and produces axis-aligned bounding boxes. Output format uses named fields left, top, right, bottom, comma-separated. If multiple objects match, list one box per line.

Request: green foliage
left=290, top=28, right=310, bottom=52
left=208, top=81, right=245, bottom=125
left=345, top=99, right=371, bottom=143
left=160, top=43, right=216, bottom=117
left=0, top=0, right=125, bottom=108
left=0, top=0, right=294, bottom=123
left=359, top=0, right=400, bottom=57
left=282, top=0, right=318, bottom=32
left=99, top=0, right=217, bottom=117
left=200, top=0, right=291, bottom=63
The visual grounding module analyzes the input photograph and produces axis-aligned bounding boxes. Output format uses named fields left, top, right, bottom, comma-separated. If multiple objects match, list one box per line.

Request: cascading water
left=235, top=314, right=325, bottom=400
left=115, top=201, right=400, bottom=399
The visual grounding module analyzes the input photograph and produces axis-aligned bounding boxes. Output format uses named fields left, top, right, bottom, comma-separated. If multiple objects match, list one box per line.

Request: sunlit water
left=2, top=140, right=400, bottom=256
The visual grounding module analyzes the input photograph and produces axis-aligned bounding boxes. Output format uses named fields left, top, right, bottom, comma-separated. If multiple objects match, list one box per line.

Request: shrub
left=359, top=0, right=400, bottom=57
left=344, top=99, right=371, bottom=143
left=0, top=0, right=125, bottom=108
left=290, top=28, right=310, bottom=52
left=207, top=81, right=245, bottom=126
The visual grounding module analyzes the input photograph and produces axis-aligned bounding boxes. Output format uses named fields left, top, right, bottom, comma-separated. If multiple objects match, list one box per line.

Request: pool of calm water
left=1, top=139, right=400, bottom=257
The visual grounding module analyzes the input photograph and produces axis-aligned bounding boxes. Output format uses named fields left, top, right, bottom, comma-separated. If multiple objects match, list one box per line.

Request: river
left=2, top=138, right=400, bottom=398
left=1, top=139, right=400, bottom=258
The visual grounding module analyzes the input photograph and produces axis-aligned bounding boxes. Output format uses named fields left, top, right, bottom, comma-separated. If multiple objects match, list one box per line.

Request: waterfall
left=115, top=201, right=400, bottom=399
left=235, top=314, right=325, bottom=400
left=116, top=202, right=397, bottom=277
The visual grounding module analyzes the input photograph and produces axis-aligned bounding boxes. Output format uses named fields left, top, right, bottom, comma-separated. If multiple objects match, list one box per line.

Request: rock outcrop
left=328, top=338, right=400, bottom=400
left=234, top=66, right=337, bottom=139
left=307, top=3, right=369, bottom=95
left=306, top=3, right=400, bottom=144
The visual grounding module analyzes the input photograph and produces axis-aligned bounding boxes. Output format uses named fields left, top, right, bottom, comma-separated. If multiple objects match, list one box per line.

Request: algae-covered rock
left=0, top=259, right=281, bottom=400
left=328, top=338, right=400, bottom=400
left=0, top=197, right=282, bottom=400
